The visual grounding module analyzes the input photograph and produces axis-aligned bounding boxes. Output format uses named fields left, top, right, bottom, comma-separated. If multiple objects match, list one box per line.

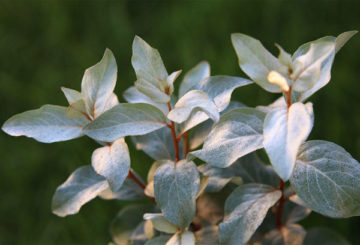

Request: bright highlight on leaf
left=267, top=70, right=289, bottom=92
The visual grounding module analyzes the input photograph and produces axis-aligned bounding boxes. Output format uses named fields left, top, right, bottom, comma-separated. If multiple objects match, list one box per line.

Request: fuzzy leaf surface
left=290, top=140, right=360, bottom=218
left=179, top=61, right=210, bottom=97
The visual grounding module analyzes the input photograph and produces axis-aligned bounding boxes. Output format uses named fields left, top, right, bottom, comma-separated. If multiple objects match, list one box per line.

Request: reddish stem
left=276, top=179, right=285, bottom=230
left=167, top=102, right=180, bottom=163
left=285, top=86, right=293, bottom=108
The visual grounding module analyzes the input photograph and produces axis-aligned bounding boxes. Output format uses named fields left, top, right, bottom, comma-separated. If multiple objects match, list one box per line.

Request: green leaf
left=179, top=61, right=210, bottom=97
left=303, top=228, right=350, bottom=245
left=219, top=184, right=281, bottom=245
left=290, top=140, right=360, bottom=218
left=99, top=177, right=145, bottom=201
left=167, top=231, right=195, bottom=245
left=231, top=33, right=282, bottom=93
left=168, top=90, right=219, bottom=124
left=143, top=213, right=178, bottom=234
left=154, top=160, right=200, bottom=229
left=263, top=102, right=313, bottom=180
left=91, top=138, right=130, bottom=191
left=83, top=103, right=167, bottom=142
left=51, top=165, right=108, bottom=217
left=132, top=127, right=184, bottom=161
left=132, top=36, right=168, bottom=87
left=292, top=41, right=335, bottom=92
left=263, top=224, right=306, bottom=245
left=81, top=48, right=117, bottom=118
left=190, top=108, right=265, bottom=168
left=180, top=76, right=252, bottom=134
left=123, top=86, right=169, bottom=114
left=2, top=105, right=88, bottom=143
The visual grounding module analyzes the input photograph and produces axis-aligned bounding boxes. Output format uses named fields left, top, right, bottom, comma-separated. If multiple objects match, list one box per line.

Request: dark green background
left=0, top=0, right=359, bottom=244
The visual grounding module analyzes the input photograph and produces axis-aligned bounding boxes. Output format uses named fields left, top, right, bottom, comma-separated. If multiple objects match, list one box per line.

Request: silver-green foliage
left=2, top=32, right=359, bottom=245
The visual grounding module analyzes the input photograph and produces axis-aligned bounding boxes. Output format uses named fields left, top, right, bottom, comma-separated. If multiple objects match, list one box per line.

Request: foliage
left=2, top=31, right=359, bottom=245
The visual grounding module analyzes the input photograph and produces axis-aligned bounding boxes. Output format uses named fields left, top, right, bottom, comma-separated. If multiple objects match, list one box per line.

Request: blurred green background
left=0, top=0, right=359, bottom=244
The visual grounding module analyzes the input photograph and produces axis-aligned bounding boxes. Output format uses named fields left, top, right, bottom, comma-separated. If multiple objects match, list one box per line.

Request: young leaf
left=51, top=165, right=108, bottom=217
left=81, top=48, right=117, bottom=118
left=91, top=138, right=130, bottom=192
left=99, top=177, right=145, bottom=201
left=154, top=160, right=200, bottom=229
left=166, top=231, right=195, bottom=245
left=61, top=87, right=82, bottom=104
left=83, top=103, right=167, bottom=142
left=143, top=213, right=178, bottom=234
left=231, top=33, right=282, bottom=93
left=292, top=41, right=335, bottom=92
left=179, top=61, right=210, bottom=97
left=132, top=127, right=184, bottom=161
left=132, top=36, right=168, bottom=87
left=2, top=105, right=88, bottom=143
left=180, top=76, right=252, bottom=134
left=303, top=228, right=350, bottom=245
left=168, top=90, right=219, bottom=124
left=123, top=86, right=169, bottom=115
left=263, top=224, right=306, bottom=245
left=190, top=108, right=265, bottom=168
left=135, top=78, right=171, bottom=104
left=263, top=102, right=313, bottom=181
left=290, top=140, right=360, bottom=218
left=335, top=30, right=358, bottom=53
left=219, top=184, right=281, bottom=245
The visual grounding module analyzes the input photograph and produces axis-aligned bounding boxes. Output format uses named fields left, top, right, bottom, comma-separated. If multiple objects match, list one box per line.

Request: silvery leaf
left=144, top=213, right=178, bottom=234
left=154, top=160, right=200, bottom=229
left=91, top=138, right=130, bottom=191
left=263, top=102, right=313, bottom=181
left=52, top=165, right=108, bottom=217
left=166, top=231, right=195, bottom=245
left=179, top=61, right=210, bottom=97
left=219, top=184, right=281, bottom=245
left=83, top=103, right=167, bottom=142
left=231, top=33, right=282, bottom=93
left=61, top=87, right=82, bottom=104
left=290, top=140, right=360, bottom=218
left=99, top=177, right=145, bottom=201
left=190, top=108, right=265, bottom=168
left=2, top=105, right=88, bottom=143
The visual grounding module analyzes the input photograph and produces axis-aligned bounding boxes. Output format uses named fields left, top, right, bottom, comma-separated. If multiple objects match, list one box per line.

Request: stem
left=183, top=132, right=189, bottom=158
left=167, top=102, right=180, bottom=163
left=127, top=169, right=155, bottom=202
left=276, top=179, right=285, bottom=230
left=285, top=86, right=293, bottom=108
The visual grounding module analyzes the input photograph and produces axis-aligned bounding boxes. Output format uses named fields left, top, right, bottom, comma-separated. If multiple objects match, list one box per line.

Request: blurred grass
left=0, top=0, right=359, bottom=244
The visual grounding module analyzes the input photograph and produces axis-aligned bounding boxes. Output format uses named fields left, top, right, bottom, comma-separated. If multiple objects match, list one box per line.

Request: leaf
left=123, top=86, right=169, bottom=115
left=83, top=103, right=167, bottom=142
left=263, top=224, right=306, bottom=245
left=179, top=61, right=210, bottom=97
left=144, top=213, right=178, bottom=234
left=135, top=78, right=171, bottom=104
left=292, top=41, right=335, bottom=92
left=145, top=236, right=172, bottom=245
left=99, top=177, right=145, bottom=201
left=61, top=87, right=82, bottom=104
left=190, top=108, right=265, bottom=168
left=132, top=36, right=168, bottom=87
left=219, top=184, right=281, bottom=245
left=51, top=165, right=108, bottom=217
left=303, top=227, right=350, bottom=245
left=66, top=99, right=87, bottom=119
left=180, top=76, right=252, bottom=134
left=2, top=105, right=88, bottom=143
left=189, top=101, right=245, bottom=150
left=335, top=30, right=358, bottom=53
left=263, top=102, right=313, bottom=181
left=166, top=231, right=195, bottom=245
left=275, top=44, right=292, bottom=68
left=81, top=49, right=117, bottom=118
left=132, top=127, right=184, bottom=161
left=290, top=140, right=360, bottom=218
left=168, top=90, right=219, bottom=124
left=167, top=70, right=182, bottom=95
left=91, top=138, right=130, bottom=191
left=130, top=221, right=152, bottom=245
left=256, top=97, right=286, bottom=114
left=154, top=160, right=200, bottom=229
left=231, top=33, right=282, bottom=93
left=282, top=201, right=311, bottom=225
